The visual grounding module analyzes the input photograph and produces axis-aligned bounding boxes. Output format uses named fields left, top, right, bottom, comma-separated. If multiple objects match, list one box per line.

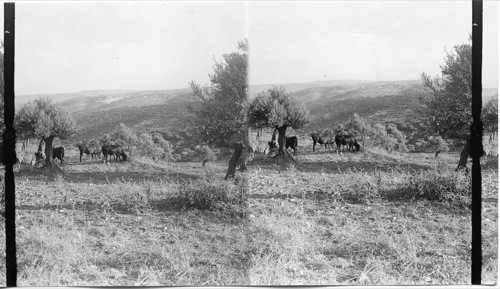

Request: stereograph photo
left=0, top=0, right=497, bottom=286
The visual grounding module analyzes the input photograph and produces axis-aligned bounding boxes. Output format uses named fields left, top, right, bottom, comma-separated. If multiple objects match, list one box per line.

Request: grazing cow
left=335, top=133, right=360, bottom=154
left=53, top=147, right=65, bottom=164
left=311, top=133, right=328, bottom=152
left=78, top=144, right=101, bottom=162
left=102, top=144, right=128, bottom=163
left=286, top=136, right=298, bottom=155
left=324, top=138, right=336, bottom=151
left=268, top=136, right=298, bottom=155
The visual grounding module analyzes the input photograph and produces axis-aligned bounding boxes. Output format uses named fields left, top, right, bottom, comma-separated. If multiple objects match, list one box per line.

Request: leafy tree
left=386, top=123, right=408, bottom=152
left=428, top=136, right=450, bottom=157
left=15, top=97, right=76, bottom=166
left=152, top=132, right=174, bottom=161
left=419, top=39, right=472, bottom=139
left=100, top=133, right=115, bottom=146
left=111, top=123, right=137, bottom=157
left=190, top=39, right=249, bottom=179
left=248, top=86, right=309, bottom=156
left=483, top=95, right=498, bottom=140
left=344, top=113, right=369, bottom=147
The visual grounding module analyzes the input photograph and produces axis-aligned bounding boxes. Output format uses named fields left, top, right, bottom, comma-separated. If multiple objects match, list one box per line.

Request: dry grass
left=0, top=140, right=496, bottom=286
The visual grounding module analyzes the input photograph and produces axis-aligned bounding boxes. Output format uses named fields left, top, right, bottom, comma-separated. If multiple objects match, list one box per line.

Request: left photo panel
left=7, top=2, right=250, bottom=286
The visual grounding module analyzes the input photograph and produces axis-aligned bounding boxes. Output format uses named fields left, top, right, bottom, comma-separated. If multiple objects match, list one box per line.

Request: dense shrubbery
left=312, top=113, right=410, bottom=153
left=89, top=123, right=228, bottom=163
left=413, top=135, right=450, bottom=155
left=312, top=113, right=458, bottom=154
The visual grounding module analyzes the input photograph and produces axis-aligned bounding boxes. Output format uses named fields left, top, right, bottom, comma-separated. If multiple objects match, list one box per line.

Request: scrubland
left=0, top=141, right=497, bottom=286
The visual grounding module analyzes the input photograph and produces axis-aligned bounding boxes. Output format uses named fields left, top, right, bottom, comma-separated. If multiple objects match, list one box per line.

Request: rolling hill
left=15, top=80, right=497, bottom=143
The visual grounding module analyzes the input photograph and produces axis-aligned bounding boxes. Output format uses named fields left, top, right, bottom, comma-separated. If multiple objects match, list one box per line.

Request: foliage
left=111, top=123, right=137, bottom=149
left=427, top=136, right=450, bottom=153
left=248, top=86, right=309, bottom=130
left=483, top=95, right=498, bottom=134
left=16, top=97, right=76, bottom=164
left=341, top=113, right=408, bottom=152
left=248, top=86, right=309, bottom=155
left=419, top=39, right=472, bottom=139
left=16, top=97, right=77, bottom=141
left=397, top=170, right=471, bottom=209
left=174, top=176, right=248, bottom=217
left=190, top=39, right=248, bottom=147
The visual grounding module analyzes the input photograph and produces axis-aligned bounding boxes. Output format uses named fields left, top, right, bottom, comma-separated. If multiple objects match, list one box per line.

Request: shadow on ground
left=296, top=160, right=431, bottom=174
left=63, top=170, right=200, bottom=184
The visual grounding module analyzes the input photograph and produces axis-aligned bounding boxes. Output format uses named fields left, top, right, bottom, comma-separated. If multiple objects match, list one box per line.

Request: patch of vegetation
left=394, top=170, right=471, bottom=208
left=173, top=176, right=248, bottom=218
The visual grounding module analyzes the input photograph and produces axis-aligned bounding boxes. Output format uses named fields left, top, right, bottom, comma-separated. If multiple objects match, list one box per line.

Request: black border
left=471, top=0, right=483, bottom=285
left=3, top=2, right=16, bottom=287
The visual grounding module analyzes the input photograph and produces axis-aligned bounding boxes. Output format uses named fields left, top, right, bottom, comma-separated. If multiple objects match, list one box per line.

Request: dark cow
left=335, top=133, right=360, bottom=154
left=286, top=136, right=298, bottom=155
left=102, top=144, right=128, bottom=163
left=53, top=147, right=65, bottom=164
left=268, top=136, right=298, bottom=155
left=78, top=144, right=102, bottom=162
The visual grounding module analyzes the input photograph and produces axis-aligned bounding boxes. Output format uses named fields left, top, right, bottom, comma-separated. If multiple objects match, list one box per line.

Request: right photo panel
left=246, top=0, right=498, bottom=285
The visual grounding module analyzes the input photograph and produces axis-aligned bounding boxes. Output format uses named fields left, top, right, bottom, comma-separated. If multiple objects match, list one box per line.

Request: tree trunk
left=456, top=137, right=471, bottom=171
left=277, top=126, right=287, bottom=156
left=239, top=128, right=251, bottom=172
left=271, top=128, right=278, bottom=143
left=225, top=143, right=244, bottom=180
left=37, top=139, right=44, bottom=153
left=43, top=136, right=54, bottom=167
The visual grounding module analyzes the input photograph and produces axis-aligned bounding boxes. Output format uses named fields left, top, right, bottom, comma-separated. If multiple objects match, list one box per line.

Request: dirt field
left=0, top=142, right=497, bottom=285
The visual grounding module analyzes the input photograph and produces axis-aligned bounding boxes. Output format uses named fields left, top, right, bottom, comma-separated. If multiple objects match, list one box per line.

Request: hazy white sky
left=2, top=1, right=498, bottom=95
left=14, top=2, right=247, bottom=95
left=248, top=1, right=498, bottom=87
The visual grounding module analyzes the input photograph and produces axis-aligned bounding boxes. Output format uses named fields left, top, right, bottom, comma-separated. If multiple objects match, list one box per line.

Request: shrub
left=397, top=170, right=471, bottom=208
left=174, top=177, right=248, bottom=217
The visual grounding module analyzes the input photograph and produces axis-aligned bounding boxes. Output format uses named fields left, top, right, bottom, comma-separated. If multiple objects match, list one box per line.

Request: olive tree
left=15, top=97, right=76, bottom=167
left=190, top=39, right=249, bottom=179
left=420, top=39, right=472, bottom=139
left=248, top=86, right=309, bottom=157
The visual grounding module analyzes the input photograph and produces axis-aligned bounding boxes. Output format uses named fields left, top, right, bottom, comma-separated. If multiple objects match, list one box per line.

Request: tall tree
left=419, top=39, right=472, bottom=139
left=15, top=97, right=76, bottom=167
left=248, top=86, right=309, bottom=157
left=190, top=40, right=249, bottom=179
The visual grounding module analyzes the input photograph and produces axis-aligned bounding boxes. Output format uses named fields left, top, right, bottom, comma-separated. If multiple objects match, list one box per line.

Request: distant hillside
left=15, top=89, right=138, bottom=107
left=21, top=80, right=495, bottom=143
left=70, top=102, right=194, bottom=141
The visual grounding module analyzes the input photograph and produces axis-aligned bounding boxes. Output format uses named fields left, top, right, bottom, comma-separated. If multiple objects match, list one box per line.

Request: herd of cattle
left=1, top=131, right=359, bottom=167
left=77, top=144, right=128, bottom=163
left=266, top=132, right=361, bottom=155
left=0, top=143, right=129, bottom=167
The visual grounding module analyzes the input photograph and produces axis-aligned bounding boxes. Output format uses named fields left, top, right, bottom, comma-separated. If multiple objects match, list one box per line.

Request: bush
left=398, top=170, right=471, bottom=208
left=174, top=176, right=248, bottom=217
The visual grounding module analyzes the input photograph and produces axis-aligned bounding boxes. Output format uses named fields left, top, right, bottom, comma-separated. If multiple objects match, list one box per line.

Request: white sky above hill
left=0, top=1, right=497, bottom=95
